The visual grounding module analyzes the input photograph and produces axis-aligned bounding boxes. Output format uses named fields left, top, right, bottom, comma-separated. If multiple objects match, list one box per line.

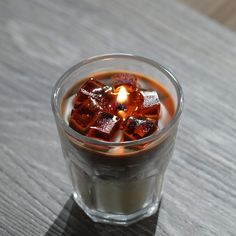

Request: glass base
left=73, top=191, right=160, bottom=226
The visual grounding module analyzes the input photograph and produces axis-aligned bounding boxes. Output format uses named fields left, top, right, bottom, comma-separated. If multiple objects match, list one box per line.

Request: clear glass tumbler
left=51, top=54, right=183, bottom=225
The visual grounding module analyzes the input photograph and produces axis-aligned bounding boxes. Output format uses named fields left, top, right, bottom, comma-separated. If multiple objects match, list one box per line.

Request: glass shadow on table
left=45, top=195, right=162, bottom=236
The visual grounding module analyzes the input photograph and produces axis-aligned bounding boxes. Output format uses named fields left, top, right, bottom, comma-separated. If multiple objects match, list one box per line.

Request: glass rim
left=51, top=53, right=184, bottom=147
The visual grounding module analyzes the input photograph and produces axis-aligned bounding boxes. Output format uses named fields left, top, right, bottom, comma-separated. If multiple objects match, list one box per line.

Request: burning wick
left=117, top=86, right=128, bottom=121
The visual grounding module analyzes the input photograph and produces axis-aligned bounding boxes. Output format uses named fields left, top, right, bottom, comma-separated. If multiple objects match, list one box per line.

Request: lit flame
left=117, top=86, right=128, bottom=104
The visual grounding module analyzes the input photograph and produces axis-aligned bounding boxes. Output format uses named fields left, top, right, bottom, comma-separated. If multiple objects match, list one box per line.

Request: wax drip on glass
left=116, top=86, right=129, bottom=121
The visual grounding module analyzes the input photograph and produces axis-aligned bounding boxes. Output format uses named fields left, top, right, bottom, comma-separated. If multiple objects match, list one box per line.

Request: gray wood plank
left=0, top=0, right=236, bottom=235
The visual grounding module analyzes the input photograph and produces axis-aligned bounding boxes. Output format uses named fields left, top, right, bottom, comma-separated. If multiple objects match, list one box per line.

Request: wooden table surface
left=181, top=0, right=236, bottom=32
left=0, top=0, right=236, bottom=235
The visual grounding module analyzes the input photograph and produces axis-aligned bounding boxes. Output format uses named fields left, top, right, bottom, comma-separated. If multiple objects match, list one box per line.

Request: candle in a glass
left=52, top=54, right=183, bottom=225
left=61, top=71, right=172, bottom=216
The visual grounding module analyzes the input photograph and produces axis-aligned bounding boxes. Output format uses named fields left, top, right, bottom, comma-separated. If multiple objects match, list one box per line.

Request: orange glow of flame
left=117, top=86, right=128, bottom=104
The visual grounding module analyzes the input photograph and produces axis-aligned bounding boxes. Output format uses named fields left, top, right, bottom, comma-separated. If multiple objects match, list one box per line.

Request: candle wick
left=117, top=103, right=127, bottom=111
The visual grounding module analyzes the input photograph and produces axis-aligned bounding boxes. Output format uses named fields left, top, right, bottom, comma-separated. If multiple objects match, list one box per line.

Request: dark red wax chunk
left=69, top=99, right=100, bottom=133
left=87, top=112, right=121, bottom=141
left=112, top=73, right=138, bottom=92
left=75, top=78, right=114, bottom=112
left=77, top=78, right=112, bottom=102
left=123, top=116, right=157, bottom=141
left=134, top=91, right=160, bottom=120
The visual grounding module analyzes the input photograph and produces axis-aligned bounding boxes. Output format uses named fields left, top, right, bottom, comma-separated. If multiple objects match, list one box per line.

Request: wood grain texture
left=181, top=0, right=236, bottom=31
left=0, top=0, right=236, bottom=235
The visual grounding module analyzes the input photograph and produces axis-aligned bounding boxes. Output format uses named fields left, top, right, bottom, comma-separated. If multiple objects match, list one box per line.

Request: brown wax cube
left=75, top=78, right=114, bottom=114
left=134, top=91, right=160, bottom=120
left=77, top=78, right=112, bottom=101
left=87, top=112, right=121, bottom=141
left=112, top=73, right=138, bottom=92
left=69, top=99, right=100, bottom=134
left=123, top=116, right=157, bottom=141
